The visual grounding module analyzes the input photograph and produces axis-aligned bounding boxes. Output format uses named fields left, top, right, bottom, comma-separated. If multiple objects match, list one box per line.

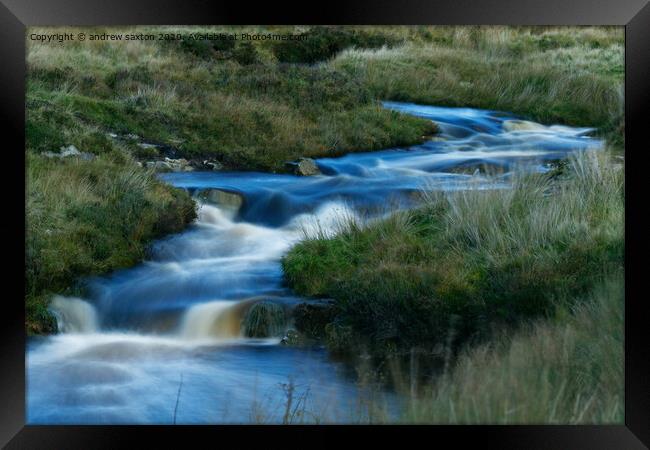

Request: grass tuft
left=393, top=274, right=624, bottom=424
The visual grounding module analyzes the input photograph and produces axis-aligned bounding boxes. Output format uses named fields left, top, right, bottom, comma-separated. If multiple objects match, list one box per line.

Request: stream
left=27, top=102, right=602, bottom=424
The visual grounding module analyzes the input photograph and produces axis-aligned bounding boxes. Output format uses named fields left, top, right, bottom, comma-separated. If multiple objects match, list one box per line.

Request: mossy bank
left=26, top=153, right=196, bottom=334
left=27, top=25, right=437, bottom=172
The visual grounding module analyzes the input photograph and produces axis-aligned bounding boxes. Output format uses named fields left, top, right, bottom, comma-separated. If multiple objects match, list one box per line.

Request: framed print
left=1, top=0, right=648, bottom=447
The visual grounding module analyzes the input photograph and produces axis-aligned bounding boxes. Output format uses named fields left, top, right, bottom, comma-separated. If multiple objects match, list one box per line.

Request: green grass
left=26, top=27, right=437, bottom=172
left=283, top=151, right=624, bottom=355
left=26, top=152, right=196, bottom=334
left=384, top=274, right=624, bottom=424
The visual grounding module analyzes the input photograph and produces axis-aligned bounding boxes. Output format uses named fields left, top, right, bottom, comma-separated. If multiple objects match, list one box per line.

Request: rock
left=163, top=157, right=191, bottom=172
left=42, top=145, right=94, bottom=161
left=280, top=329, right=301, bottom=346
left=145, top=157, right=193, bottom=172
left=292, top=300, right=338, bottom=339
left=195, top=188, right=244, bottom=211
left=164, top=157, right=188, bottom=165
left=202, top=159, right=224, bottom=171
left=285, top=157, right=321, bottom=176
left=60, top=145, right=81, bottom=157
left=502, top=120, right=548, bottom=132
left=145, top=161, right=172, bottom=171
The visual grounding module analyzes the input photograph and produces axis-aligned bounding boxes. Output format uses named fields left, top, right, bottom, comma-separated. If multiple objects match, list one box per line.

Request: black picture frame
left=1, top=0, right=648, bottom=447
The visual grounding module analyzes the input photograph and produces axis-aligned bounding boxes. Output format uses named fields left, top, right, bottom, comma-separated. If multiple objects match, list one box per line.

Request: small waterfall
left=197, top=203, right=237, bottom=227
left=49, top=296, right=99, bottom=333
left=502, top=119, right=595, bottom=136
left=179, top=300, right=250, bottom=339
left=178, top=298, right=286, bottom=340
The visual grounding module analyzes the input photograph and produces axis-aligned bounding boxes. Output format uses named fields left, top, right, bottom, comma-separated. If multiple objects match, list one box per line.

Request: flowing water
left=27, top=102, right=602, bottom=424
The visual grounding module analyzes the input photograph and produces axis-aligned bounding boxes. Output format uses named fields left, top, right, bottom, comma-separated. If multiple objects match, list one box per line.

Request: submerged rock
left=502, top=120, right=548, bottom=132
left=285, top=157, right=321, bottom=176
left=195, top=188, right=244, bottom=211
